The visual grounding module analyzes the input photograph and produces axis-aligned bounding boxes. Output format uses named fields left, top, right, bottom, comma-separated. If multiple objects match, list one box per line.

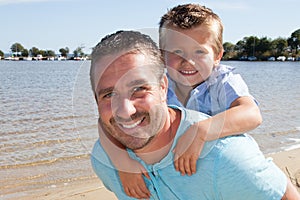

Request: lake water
left=0, top=60, right=299, bottom=199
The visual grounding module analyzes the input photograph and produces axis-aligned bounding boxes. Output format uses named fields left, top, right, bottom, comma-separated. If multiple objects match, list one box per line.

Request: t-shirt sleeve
left=90, top=141, right=136, bottom=200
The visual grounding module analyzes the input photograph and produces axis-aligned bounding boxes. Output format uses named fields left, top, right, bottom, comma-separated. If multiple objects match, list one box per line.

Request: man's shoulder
left=168, top=105, right=210, bottom=123
left=91, top=139, right=114, bottom=168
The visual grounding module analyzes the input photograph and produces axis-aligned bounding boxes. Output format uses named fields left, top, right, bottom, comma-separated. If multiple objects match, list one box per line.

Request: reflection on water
left=0, top=60, right=299, bottom=198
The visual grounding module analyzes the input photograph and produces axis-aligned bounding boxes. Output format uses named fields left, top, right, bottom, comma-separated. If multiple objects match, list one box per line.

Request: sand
left=8, top=148, right=300, bottom=200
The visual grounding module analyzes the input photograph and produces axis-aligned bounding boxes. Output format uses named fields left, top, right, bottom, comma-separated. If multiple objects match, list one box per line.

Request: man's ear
left=94, top=94, right=98, bottom=104
left=160, top=74, right=168, bottom=102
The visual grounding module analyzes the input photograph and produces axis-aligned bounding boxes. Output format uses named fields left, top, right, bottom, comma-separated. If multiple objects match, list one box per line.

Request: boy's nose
left=187, top=59, right=195, bottom=65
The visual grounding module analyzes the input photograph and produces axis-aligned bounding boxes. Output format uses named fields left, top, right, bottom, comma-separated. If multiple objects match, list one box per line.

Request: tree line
left=0, top=29, right=299, bottom=61
left=223, top=29, right=299, bottom=61
left=0, top=44, right=86, bottom=59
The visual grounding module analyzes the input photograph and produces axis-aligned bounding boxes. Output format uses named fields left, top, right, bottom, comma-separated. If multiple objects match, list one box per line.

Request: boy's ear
left=215, top=49, right=224, bottom=65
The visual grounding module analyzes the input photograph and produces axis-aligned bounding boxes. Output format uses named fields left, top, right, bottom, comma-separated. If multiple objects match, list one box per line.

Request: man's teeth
left=121, top=119, right=142, bottom=129
left=181, top=70, right=197, bottom=74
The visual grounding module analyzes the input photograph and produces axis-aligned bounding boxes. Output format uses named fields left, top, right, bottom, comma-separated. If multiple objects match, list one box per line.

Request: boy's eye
left=195, top=49, right=204, bottom=54
left=173, top=49, right=183, bottom=55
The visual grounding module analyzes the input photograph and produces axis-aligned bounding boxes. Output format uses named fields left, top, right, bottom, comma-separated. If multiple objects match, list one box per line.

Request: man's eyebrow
left=97, top=86, right=114, bottom=96
left=126, top=79, right=150, bottom=87
left=97, top=79, right=153, bottom=96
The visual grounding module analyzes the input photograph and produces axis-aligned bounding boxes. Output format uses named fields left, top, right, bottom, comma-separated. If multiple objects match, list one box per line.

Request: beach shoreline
left=4, top=148, right=299, bottom=200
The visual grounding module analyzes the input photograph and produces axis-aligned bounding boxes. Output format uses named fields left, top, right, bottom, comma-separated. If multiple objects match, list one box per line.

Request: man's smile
left=118, top=117, right=145, bottom=129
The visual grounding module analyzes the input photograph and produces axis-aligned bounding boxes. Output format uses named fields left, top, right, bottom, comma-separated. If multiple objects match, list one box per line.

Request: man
left=90, top=30, right=299, bottom=199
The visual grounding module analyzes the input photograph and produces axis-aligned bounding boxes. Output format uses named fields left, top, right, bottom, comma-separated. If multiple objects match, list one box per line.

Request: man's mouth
left=119, top=117, right=145, bottom=129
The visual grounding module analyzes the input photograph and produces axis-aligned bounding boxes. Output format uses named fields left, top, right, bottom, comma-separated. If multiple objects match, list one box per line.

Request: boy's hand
left=173, top=124, right=205, bottom=176
left=119, top=159, right=151, bottom=199
left=119, top=171, right=151, bottom=199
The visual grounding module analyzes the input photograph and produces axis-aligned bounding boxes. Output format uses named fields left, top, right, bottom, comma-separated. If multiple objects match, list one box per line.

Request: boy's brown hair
left=159, top=3, right=224, bottom=57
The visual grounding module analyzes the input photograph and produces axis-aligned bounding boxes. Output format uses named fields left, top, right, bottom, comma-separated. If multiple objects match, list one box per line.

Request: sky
left=0, top=0, right=299, bottom=54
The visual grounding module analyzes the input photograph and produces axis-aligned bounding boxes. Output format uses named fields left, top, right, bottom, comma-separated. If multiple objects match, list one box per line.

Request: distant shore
left=0, top=55, right=89, bottom=61
left=9, top=148, right=300, bottom=200
left=1, top=56, right=299, bottom=62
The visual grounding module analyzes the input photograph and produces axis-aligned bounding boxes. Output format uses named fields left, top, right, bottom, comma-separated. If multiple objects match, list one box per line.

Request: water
left=225, top=61, right=300, bottom=153
left=0, top=61, right=99, bottom=198
left=0, top=60, right=299, bottom=198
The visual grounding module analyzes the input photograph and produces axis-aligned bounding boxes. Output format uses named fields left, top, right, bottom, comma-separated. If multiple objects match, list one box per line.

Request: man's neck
left=134, top=108, right=180, bottom=164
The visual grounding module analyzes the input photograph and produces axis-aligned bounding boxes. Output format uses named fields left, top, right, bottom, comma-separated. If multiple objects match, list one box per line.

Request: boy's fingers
left=184, top=158, right=192, bottom=176
left=136, top=186, right=150, bottom=199
left=173, top=153, right=179, bottom=171
left=178, top=157, right=185, bottom=175
left=174, top=159, right=179, bottom=171
left=190, top=156, right=197, bottom=174
left=129, top=188, right=139, bottom=199
left=139, top=183, right=151, bottom=198
left=124, top=187, right=131, bottom=197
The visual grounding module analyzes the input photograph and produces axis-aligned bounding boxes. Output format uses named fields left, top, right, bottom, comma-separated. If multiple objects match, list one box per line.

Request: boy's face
left=162, top=25, right=221, bottom=87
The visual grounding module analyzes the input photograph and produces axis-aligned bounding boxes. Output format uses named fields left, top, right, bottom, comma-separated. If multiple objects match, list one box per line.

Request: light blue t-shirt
left=167, top=64, right=253, bottom=116
left=91, top=106, right=286, bottom=200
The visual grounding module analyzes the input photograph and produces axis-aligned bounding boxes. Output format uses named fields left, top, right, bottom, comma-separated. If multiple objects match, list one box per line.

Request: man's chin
left=128, top=135, right=155, bottom=151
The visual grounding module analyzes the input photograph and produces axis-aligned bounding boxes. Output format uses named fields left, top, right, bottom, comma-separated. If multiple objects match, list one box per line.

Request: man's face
left=94, top=53, right=168, bottom=150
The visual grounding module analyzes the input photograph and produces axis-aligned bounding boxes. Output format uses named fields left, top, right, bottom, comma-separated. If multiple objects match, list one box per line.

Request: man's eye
left=131, top=86, right=149, bottom=98
left=132, top=86, right=147, bottom=93
left=103, top=92, right=116, bottom=99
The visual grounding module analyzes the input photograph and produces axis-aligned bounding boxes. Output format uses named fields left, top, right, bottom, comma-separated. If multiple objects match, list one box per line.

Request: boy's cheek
left=165, top=56, right=181, bottom=68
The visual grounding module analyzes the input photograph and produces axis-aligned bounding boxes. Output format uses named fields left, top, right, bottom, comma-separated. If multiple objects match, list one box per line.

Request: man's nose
left=113, top=97, right=136, bottom=119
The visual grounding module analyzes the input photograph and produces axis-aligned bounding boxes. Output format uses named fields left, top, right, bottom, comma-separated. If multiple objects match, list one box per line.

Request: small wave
left=0, top=154, right=90, bottom=170
left=1, top=119, right=96, bottom=137
left=287, top=138, right=300, bottom=142
left=282, top=143, right=300, bottom=152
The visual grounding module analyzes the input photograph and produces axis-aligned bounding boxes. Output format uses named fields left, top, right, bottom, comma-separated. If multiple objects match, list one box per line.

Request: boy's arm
left=173, top=96, right=262, bottom=175
left=98, top=123, right=151, bottom=198
left=199, top=96, right=262, bottom=141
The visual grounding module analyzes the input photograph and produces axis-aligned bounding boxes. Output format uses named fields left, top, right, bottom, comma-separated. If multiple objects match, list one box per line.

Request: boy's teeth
left=121, top=119, right=142, bottom=129
left=181, top=70, right=196, bottom=74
